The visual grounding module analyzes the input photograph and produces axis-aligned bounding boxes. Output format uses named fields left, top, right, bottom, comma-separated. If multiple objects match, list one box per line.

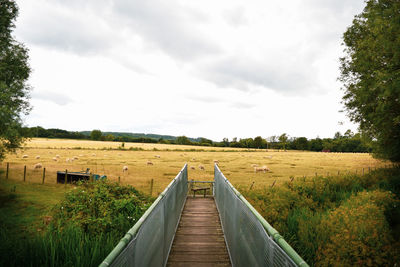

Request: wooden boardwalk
left=167, top=197, right=231, bottom=267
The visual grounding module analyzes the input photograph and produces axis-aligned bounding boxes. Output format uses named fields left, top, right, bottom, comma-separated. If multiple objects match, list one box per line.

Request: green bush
left=52, top=181, right=152, bottom=236
left=316, top=190, right=399, bottom=266
left=241, top=168, right=400, bottom=266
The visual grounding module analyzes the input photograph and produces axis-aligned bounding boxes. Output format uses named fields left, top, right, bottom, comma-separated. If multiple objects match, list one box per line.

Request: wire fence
left=100, top=164, right=188, bottom=267
left=214, top=164, right=307, bottom=267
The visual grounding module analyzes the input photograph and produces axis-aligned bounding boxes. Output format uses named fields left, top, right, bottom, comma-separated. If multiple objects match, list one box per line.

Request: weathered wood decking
left=167, top=197, right=231, bottom=267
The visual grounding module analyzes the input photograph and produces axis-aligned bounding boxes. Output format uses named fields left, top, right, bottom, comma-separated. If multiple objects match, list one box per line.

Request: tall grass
left=0, top=180, right=152, bottom=267
left=0, top=225, right=119, bottom=267
left=240, top=167, right=400, bottom=266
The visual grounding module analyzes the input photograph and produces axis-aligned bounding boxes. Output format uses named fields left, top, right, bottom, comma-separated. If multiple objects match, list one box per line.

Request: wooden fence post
left=42, top=168, right=46, bottom=184
left=249, top=181, right=255, bottom=190
left=150, top=179, right=154, bottom=196
left=362, top=168, right=365, bottom=175
left=6, top=162, right=9, bottom=179
left=23, top=165, right=26, bottom=182
left=118, top=176, right=120, bottom=184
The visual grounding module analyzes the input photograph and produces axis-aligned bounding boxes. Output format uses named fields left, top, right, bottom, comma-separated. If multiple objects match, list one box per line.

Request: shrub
left=51, top=181, right=152, bottom=236
left=315, top=190, right=399, bottom=266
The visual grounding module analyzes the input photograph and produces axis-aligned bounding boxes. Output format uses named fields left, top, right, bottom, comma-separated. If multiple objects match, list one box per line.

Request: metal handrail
left=99, top=164, right=187, bottom=267
left=215, top=164, right=308, bottom=267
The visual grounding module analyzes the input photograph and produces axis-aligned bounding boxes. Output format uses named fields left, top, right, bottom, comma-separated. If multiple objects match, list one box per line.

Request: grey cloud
left=112, top=0, right=221, bottom=60
left=223, top=7, right=248, bottom=27
left=18, top=7, right=114, bottom=55
left=200, top=56, right=316, bottom=95
left=32, top=91, right=73, bottom=106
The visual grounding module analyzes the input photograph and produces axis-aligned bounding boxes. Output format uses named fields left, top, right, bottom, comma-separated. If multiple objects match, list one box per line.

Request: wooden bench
left=191, top=187, right=210, bottom=197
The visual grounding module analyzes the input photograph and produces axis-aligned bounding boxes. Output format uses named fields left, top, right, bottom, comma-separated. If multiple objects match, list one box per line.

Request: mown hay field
left=1, top=138, right=387, bottom=195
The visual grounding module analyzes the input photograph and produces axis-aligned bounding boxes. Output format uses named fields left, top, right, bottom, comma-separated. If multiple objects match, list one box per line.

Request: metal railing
left=214, top=164, right=308, bottom=267
left=99, top=164, right=188, bottom=267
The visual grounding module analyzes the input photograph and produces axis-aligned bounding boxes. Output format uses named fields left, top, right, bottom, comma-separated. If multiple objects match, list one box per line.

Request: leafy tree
left=279, top=133, right=289, bottom=151
left=105, top=134, right=115, bottom=141
left=253, top=136, right=264, bottom=149
left=176, top=135, right=191, bottom=145
left=292, top=137, right=308, bottom=150
left=340, top=0, right=400, bottom=162
left=90, top=129, right=102, bottom=140
left=0, top=0, right=31, bottom=161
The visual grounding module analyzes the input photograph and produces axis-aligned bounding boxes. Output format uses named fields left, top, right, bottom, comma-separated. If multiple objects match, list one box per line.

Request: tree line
left=24, top=126, right=372, bottom=153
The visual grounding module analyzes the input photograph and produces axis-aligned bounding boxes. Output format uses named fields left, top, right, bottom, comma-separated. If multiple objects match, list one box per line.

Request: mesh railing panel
left=110, top=165, right=188, bottom=267
left=214, top=165, right=297, bottom=267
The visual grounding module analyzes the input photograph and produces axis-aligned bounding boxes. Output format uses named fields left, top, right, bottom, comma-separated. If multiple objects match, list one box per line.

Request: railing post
left=6, top=162, right=9, bottom=179
left=42, top=168, right=46, bottom=184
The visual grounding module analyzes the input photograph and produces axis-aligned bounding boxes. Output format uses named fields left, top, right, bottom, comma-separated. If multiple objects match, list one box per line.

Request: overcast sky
left=15, top=0, right=366, bottom=141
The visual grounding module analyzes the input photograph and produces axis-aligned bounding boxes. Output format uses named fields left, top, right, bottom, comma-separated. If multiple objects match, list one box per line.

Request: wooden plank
left=168, top=254, right=230, bottom=262
left=167, top=196, right=231, bottom=266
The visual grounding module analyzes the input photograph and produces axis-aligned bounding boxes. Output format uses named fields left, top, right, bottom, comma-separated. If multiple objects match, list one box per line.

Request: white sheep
left=155, top=155, right=161, bottom=158
left=214, top=160, right=219, bottom=165
left=254, top=166, right=270, bottom=173
left=34, top=163, right=42, bottom=169
left=73, top=156, right=79, bottom=160
left=122, top=166, right=128, bottom=172
left=92, top=153, right=96, bottom=156
left=251, top=164, right=258, bottom=167
left=35, top=155, right=40, bottom=159
left=190, top=166, right=195, bottom=170
left=52, top=157, right=57, bottom=161
left=22, top=155, right=28, bottom=159
left=199, top=165, right=205, bottom=170
left=56, top=155, right=60, bottom=158
left=66, top=158, right=70, bottom=162
left=147, top=161, right=153, bottom=165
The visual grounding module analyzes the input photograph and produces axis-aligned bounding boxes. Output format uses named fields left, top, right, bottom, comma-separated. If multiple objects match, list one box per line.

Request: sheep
left=192, top=158, right=196, bottom=161
left=55, top=155, right=60, bottom=158
left=147, top=161, right=153, bottom=165
left=155, top=155, right=161, bottom=158
left=35, top=155, right=40, bottom=159
left=263, top=155, right=273, bottom=159
left=22, top=155, right=28, bottom=159
left=251, top=164, right=258, bottom=167
left=190, top=166, right=195, bottom=170
left=34, top=163, right=42, bottom=169
left=92, top=153, right=96, bottom=156
left=79, top=154, right=83, bottom=157
left=122, top=166, right=128, bottom=172
left=199, top=165, right=205, bottom=170
left=73, top=156, right=79, bottom=160
left=66, top=158, right=70, bottom=162
left=52, top=157, right=58, bottom=161
left=254, top=166, right=270, bottom=173
left=213, top=160, right=219, bottom=165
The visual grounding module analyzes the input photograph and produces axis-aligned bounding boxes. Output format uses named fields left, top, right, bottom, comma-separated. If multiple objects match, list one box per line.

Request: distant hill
left=79, top=131, right=203, bottom=143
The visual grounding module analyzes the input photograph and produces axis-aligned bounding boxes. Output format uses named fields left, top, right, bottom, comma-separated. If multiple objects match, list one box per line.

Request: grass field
left=1, top=138, right=387, bottom=194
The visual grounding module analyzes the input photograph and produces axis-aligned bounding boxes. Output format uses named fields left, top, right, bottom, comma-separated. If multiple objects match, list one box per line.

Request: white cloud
left=14, top=0, right=365, bottom=140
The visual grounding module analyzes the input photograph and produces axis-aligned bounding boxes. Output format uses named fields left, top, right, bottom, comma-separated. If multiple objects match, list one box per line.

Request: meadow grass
left=2, top=138, right=387, bottom=195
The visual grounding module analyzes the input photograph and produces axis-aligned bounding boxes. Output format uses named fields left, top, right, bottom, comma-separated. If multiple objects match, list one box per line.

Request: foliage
left=241, top=168, right=400, bottom=265
left=52, top=181, right=152, bottom=236
left=90, top=129, right=102, bottom=141
left=339, top=0, right=400, bottom=162
left=0, top=179, right=153, bottom=266
left=0, top=0, right=31, bottom=161
left=316, top=191, right=399, bottom=266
